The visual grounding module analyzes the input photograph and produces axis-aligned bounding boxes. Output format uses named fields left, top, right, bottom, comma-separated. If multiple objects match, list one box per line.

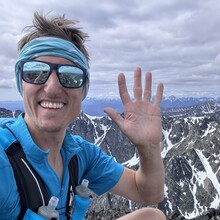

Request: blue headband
left=15, top=37, right=89, bottom=100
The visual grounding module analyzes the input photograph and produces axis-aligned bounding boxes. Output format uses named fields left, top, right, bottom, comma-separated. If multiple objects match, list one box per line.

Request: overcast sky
left=0, top=0, right=219, bottom=101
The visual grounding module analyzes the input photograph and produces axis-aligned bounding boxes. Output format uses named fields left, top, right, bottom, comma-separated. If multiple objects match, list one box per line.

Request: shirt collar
left=8, top=114, right=82, bottom=163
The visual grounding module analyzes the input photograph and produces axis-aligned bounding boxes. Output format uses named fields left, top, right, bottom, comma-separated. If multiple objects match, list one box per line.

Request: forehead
left=34, top=56, right=76, bottom=65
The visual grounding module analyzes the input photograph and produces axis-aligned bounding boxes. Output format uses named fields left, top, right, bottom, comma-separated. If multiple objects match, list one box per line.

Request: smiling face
left=22, top=56, right=83, bottom=134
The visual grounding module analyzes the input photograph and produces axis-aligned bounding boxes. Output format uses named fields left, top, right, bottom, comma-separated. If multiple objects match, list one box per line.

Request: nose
left=44, top=70, right=63, bottom=94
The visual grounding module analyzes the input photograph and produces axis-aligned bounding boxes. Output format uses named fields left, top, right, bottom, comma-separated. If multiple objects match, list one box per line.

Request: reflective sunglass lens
left=22, top=62, right=50, bottom=84
left=58, top=66, right=84, bottom=88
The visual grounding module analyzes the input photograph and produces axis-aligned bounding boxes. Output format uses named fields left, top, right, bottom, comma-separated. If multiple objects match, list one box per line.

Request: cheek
left=69, top=89, right=83, bottom=111
left=22, top=82, right=37, bottom=111
left=22, top=83, right=29, bottom=105
left=22, top=83, right=32, bottom=100
left=75, top=93, right=83, bottom=109
left=71, top=87, right=83, bottom=100
left=22, top=81, right=32, bottom=95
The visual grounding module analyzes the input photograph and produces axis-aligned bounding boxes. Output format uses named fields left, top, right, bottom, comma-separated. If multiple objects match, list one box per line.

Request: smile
left=40, top=101, right=64, bottom=109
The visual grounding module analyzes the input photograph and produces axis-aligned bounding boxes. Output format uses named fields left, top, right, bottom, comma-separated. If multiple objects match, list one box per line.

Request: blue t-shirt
left=0, top=115, right=124, bottom=220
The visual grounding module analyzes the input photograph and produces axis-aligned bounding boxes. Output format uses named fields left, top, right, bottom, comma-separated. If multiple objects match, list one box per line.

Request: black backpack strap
left=66, top=154, right=78, bottom=219
left=68, top=155, right=78, bottom=193
left=5, top=141, right=50, bottom=220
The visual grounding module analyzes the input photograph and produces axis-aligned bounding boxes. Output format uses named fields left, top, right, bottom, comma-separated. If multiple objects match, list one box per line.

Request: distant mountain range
left=0, top=96, right=220, bottom=116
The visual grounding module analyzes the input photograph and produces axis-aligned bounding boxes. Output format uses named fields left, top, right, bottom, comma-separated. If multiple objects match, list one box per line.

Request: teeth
left=41, top=101, right=64, bottom=109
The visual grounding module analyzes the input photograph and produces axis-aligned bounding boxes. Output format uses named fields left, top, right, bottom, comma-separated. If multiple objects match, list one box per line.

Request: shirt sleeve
left=76, top=138, right=124, bottom=196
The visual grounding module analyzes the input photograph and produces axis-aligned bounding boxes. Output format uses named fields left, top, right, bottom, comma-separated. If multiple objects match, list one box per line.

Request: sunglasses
left=19, top=60, right=87, bottom=88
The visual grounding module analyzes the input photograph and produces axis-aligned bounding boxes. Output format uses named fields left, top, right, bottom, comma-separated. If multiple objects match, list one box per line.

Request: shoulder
left=0, top=116, right=18, bottom=150
left=0, top=118, right=16, bottom=127
left=0, top=125, right=17, bottom=168
left=66, top=132, right=100, bottom=153
left=66, top=133, right=124, bottom=195
left=0, top=123, right=19, bottom=212
left=0, top=127, right=17, bottom=150
left=0, top=142, right=20, bottom=217
left=0, top=119, right=18, bottom=167
left=72, top=135, right=104, bottom=156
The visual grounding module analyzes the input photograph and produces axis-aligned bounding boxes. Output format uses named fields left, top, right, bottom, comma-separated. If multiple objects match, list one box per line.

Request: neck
left=48, top=150, right=63, bottom=182
left=26, top=124, right=65, bottom=182
left=28, top=124, right=66, bottom=151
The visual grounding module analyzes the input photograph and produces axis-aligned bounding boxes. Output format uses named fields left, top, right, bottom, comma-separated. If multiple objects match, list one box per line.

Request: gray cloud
left=0, top=0, right=219, bottom=101
left=0, top=78, right=16, bottom=88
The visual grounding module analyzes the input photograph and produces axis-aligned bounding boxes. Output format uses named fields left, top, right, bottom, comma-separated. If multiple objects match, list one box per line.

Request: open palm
left=104, top=67, right=164, bottom=148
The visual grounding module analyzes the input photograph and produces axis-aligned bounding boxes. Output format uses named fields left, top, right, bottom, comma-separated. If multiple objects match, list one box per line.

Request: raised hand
left=104, top=67, right=164, bottom=149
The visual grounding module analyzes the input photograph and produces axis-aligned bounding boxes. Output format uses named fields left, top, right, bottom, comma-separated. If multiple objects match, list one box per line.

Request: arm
left=104, top=67, right=165, bottom=205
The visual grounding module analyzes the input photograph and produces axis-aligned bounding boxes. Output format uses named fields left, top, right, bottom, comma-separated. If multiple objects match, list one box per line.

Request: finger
left=144, top=72, right=152, bottom=102
left=154, top=82, right=164, bottom=106
left=104, top=107, right=124, bottom=128
left=118, top=73, right=131, bottom=105
left=133, top=67, right=142, bottom=100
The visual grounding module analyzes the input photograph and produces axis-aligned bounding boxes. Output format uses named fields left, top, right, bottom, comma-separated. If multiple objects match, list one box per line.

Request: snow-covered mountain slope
left=160, top=112, right=220, bottom=219
left=69, top=101, right=220, bottom=219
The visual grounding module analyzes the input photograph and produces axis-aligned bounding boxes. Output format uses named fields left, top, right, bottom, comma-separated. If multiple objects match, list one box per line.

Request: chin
left=40, top=123, right=65, bottom=133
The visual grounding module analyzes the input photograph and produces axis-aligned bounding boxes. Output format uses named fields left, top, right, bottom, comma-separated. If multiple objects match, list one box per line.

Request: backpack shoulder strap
left=68, top=154, right=78, bottom=192
left=5, top=140, right=79, bottom=220
left=5, top=141, right=50, bottom=219
left=66, top=153, right=78, bottom=218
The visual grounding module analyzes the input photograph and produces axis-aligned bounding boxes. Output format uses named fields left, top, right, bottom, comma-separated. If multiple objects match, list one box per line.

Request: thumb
left=104, top=107, right=124, bottom=127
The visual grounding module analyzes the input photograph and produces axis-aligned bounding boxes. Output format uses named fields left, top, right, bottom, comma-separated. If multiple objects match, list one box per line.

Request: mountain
left=0, top=100, right=220, bottom=219
left=160, top=106, right=220, bottom=219
left=0, top=101, right=24, bottom=112
left=82, top=96, right=220, bottom=116
left=1, top=96, right=220, bottom=116
left=69, top=101, right=220, bottom=219
left=161, top=96, right=220, bottom=109
left=162, top=101, right=220, bottom=117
